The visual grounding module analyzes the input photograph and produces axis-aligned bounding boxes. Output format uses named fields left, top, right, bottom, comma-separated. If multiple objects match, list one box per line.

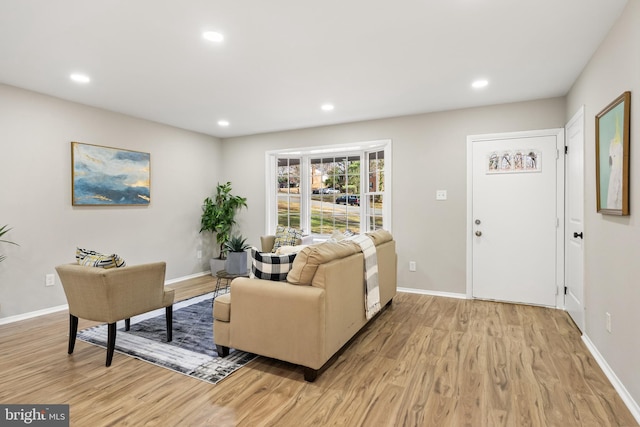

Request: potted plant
left=200, top=182, right=247, bottom=274
left=223, top=235, right=251, bottom=275
left=0, top=224, right=18, bottom=263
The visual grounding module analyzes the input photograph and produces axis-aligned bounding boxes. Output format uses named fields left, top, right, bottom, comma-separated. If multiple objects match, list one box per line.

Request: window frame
left=265, top=139, right=392, bottom=237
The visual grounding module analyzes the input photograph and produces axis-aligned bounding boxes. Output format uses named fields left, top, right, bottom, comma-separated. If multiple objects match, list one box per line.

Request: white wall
left=0, top=84, right=222, bottom=319
left=566, top=0, right=640, bottom=407
left=221, top=97, right=566, bottom=294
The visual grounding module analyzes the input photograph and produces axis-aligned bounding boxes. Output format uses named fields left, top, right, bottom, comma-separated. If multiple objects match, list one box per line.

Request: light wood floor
left=0, top=276, right=637, bottom=427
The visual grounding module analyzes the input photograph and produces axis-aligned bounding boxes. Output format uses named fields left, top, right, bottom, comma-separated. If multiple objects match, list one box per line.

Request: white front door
left=565, top=107, right=585, bottom=331
left=469, top=130, right=564, bottom=307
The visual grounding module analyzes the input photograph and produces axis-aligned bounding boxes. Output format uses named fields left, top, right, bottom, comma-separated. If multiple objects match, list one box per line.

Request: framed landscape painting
left=595, top=91, right=630, bottom=216
left=71, top=142, right=151, bottom=206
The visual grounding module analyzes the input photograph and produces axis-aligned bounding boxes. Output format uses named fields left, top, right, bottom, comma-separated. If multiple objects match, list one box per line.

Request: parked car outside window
left=321, top=188, right=340, bottom=194
left=336, top=195, right=360, bottom=206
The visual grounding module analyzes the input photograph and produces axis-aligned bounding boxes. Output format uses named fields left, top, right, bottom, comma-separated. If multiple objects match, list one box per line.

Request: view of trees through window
left=275, top=148, right=386, bottom=236
left=366, top=150, right=385, bottom=231
left=310, top=156, right=361, bottom=234
left=277, top=158, right=301, bottom=228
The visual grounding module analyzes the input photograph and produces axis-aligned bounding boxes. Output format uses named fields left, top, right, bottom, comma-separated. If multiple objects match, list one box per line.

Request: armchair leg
left=106, top=323, right=116, bottom=367
left=166, top=305, right=173, bottom=342
left=125, top=318, right=131, bottom=331
left=68, top=315, right=78, bottom=354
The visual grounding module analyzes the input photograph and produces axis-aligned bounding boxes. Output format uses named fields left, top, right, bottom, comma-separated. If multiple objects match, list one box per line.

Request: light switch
left=436, top=190, right=447, bottom=201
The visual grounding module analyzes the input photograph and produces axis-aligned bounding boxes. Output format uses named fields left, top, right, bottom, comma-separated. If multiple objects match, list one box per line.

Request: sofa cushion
left=366, top=229, right=393, bottom=246
left=272, top=226, right=303, bottom=252
left=286, top=240, right=358, bottom=286
left=76, top=247, right=126, bottom=269
left=249, top=247, right=297, bottom=281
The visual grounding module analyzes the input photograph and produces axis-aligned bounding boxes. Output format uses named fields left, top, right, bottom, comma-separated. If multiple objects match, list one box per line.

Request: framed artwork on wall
left=71, top=142, right=151, bottom=206
left=595, top=91, right=630, bottom=216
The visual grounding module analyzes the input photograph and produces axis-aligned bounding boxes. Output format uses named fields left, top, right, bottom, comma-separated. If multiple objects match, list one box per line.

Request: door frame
left=564, top=106, right=586, bottom=330
left=466, top=128, right=565, bottom=308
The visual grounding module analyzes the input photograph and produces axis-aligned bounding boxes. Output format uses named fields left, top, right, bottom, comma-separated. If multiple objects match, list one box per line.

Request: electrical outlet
left=436, top=190, right=447, bottom=201
left=409, top=261, right=416, bottom=272
left=606, top=312, right=612, bottom=333
left=45, top=274, right=55, bottom=287
left=197, top=250, right=202, bottom=259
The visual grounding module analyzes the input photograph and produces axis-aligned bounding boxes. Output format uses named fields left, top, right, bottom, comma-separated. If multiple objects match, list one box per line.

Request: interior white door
left=471, top=133, right=561, bottom=306
left=565, top=107, right=585, bottom=331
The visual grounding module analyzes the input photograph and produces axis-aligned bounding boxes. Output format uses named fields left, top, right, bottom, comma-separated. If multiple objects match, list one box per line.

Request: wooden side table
left=214, top=269, right=249, bottom=298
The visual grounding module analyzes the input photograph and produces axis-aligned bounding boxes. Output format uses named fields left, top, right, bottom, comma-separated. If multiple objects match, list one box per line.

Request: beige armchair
left=55, top=262, right=175, bottom=366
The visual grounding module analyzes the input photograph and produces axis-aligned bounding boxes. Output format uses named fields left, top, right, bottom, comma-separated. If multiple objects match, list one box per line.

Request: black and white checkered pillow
left=249, top=247, right=297, bottom=281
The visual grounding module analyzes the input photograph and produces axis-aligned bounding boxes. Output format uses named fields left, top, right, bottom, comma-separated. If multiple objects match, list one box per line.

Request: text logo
left=1, top=405, right=69, bottom=426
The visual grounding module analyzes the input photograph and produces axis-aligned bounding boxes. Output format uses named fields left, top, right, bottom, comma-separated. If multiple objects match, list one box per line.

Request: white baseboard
left=0, top=304, right=69, bottom=325
left=397, top=287, right=467, bottom=300
left=164, top=270, right=212, bottom=285
left=582, top=334, right=640, bottom=424
left=0, top=270, right=214, bottom=325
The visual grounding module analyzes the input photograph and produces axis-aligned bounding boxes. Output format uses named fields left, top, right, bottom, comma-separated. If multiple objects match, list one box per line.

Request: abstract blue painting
left=72, top=142, right=150, bottom=206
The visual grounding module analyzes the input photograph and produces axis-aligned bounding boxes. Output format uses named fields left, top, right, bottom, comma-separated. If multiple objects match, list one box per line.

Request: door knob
left=475, top=231, right=482, bottom=237
left=573, top=232, right=583, bottom=239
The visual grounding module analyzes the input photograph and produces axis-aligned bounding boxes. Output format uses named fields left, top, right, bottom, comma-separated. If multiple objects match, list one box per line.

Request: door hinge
left=565, top=146, right=568, bottom=155
left=564, top=286, right=568, bottom=295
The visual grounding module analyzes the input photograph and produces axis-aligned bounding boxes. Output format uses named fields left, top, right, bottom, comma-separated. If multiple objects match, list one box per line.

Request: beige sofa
left=213, top=230, right=397, bottom=381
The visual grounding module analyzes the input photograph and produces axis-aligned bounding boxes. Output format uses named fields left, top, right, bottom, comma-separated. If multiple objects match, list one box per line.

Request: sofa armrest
left=227, top=278, right=326, bottom=369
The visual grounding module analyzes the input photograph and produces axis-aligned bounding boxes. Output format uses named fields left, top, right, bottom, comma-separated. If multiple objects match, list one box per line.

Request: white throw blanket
left=350, top=234, right=381, bottom=320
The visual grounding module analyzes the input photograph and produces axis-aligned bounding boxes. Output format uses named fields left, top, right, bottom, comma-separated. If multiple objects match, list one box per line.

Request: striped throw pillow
left=76, top=247, right=126, bottom=269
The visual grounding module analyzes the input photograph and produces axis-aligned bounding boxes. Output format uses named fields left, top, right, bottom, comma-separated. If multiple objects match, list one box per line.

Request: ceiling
left=0, top=0, right=628, bottom=138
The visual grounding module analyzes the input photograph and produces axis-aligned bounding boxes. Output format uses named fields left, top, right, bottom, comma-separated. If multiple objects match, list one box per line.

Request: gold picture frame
left=595, top=91, right=630, bottom=215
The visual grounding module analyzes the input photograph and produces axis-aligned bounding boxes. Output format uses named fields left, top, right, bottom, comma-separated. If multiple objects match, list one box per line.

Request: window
left=276, top=158, right=301, bottom=228
left=266, top=140, right=391, bottom=237
left=310, top=155, right=361, bottom=234
left=366, top=150, right=385, bottom=231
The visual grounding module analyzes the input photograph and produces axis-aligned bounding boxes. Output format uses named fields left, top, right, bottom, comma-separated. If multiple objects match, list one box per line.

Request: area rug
left=76, top=293, right=257, bottom=384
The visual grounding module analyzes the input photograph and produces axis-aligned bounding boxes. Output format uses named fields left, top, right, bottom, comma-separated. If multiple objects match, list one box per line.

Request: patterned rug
left=77, top=293, right=256, bottom=384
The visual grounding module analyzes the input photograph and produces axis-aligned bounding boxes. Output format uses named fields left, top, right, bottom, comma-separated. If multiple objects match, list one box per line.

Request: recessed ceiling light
left=217, top=120, right=230, bottom=127
left=203, top=31, right=224, bottom=43
left=321, top=103, right=335, bottom=111
left=472, top=79, right=489, bottom=89
left=70, top=73, right=90, bottom=84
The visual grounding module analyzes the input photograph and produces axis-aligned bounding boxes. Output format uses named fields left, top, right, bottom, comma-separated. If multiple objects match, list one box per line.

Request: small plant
left=223, top=235, right=251, bottom=254
left=0, top=224, right=19, bottom=263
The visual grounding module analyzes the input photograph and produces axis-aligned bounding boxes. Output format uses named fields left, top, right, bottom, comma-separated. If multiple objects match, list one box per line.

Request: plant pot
left=210, top=258, right=226, bottom=276
left=225, top=251, right=248, bottom=275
